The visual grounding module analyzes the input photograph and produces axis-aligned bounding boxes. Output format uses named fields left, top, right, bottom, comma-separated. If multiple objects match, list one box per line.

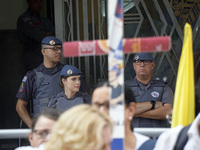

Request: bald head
left=92, top=85, right=110, bottom=114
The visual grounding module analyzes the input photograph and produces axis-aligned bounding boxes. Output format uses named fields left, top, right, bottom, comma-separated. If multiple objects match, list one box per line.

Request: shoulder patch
left=151, top=91, right=159, bottom=98
left=22, top=76, right=27, bottom=82
left=19, top=83, right=24, bottom=92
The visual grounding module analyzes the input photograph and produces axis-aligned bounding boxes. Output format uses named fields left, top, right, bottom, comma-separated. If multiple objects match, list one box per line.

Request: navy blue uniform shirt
left=16, top=63, right=88, bottom=103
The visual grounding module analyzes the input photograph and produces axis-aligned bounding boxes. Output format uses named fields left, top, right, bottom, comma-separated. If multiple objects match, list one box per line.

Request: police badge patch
left=22, top=76, right=27, bottom=82
left=135, top=55, right=139, bottom=60
left=151, top=91, right=159, bottom=98
left=50, top=40, right=55, bottom=45
left=19, top=83, right=24, bottom=92
left=67, top=69, right=73, bottom=75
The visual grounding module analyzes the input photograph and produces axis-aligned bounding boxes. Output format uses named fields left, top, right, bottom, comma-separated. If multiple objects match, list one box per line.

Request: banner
left=63, top=36, right=171, bottom=57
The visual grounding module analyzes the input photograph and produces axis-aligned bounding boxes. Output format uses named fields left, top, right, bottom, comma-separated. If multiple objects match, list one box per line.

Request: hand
left=155, top=101, right=162, bottom=109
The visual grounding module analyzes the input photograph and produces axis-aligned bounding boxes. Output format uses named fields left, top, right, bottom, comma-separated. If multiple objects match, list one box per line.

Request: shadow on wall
left=0, top=30, right=25, bottom=129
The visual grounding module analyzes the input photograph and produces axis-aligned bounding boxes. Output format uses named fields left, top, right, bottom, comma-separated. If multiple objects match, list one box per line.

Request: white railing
left=0, top=128, right=169, bottom=139
left=0, top=129, right=30, bottom=139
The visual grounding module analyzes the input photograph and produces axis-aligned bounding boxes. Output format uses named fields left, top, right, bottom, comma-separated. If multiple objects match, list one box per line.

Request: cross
left=63, top=0, right=171, bottom=149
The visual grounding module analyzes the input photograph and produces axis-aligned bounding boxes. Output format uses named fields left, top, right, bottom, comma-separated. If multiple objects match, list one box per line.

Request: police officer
left=48, top=65, right=91, bottom=111
left=16, top=36, right=88, bottom=128
left=125, top=53, right=174, bottom=128
left=16, top=36, right=63, bottom=128
left=17, top=0, right=55, bottom=71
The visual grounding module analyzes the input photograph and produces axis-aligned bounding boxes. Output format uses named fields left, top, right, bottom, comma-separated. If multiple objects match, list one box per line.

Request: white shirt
left=15, top=144, right=44, bottom=150
left=184, top=113, right=200, bottom=150
left=154, top=113, right=200, bottom=150
left=134, top=132, right=150, bottom=150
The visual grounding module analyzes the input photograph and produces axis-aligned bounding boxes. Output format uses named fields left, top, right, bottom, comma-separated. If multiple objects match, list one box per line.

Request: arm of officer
left=135, top=84, right=174, bottom=119
left=16, top=99, right=32, bottom=128
left=135, top=103, right=172, bottom=119
left=135, top=101, right=162, bottom=115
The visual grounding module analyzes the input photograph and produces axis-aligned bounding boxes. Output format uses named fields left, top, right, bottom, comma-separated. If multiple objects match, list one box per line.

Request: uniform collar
left=134, top=77, right=153, bottom=85
left=135, top=77, right=153, bottom=90
left=63, top=91, right=81, bottom=100
left=38, top=62, right=62, bottom=75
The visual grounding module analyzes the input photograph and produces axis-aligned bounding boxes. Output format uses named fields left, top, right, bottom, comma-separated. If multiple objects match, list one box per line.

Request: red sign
left=63, top=36, right=171, bottom=57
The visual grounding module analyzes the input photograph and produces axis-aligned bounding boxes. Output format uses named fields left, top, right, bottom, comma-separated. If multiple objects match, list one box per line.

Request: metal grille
left=56, top=0, right=200, bottom=92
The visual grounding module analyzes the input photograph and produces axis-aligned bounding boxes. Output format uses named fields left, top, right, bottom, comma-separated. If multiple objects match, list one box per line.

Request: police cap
left=60, top=65, right=82, bottom=76
left=41, top=36, right=62, bottom=45
left=133, top=53, right=154, bottom=62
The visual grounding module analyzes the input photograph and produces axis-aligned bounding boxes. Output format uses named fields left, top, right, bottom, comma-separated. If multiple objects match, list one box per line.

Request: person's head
left=60, top=65, right=82, bottom=93
left=92, top=82, right=110, bottom=114
left=41, top=36, right=62, bottom=65
left=133, top=52, right=155, bottom=80
left=27, top=0, right=42, bottom=13
left=45, top=104, right=113, bottom=150
left=28, top=108, right=62, bottom=147
left=124, top=85, right=136, bottom=131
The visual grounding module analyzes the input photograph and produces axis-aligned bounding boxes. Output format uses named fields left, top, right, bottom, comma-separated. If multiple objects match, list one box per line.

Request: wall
left=0, top=0, right=49, bottom=149
left=0, top=0, right=47, bottom=30
left=0, top=0, right=27, bottom=30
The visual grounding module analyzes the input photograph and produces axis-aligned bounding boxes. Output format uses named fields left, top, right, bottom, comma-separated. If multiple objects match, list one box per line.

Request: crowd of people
left=14, top=1, right=199, bottom=149
left=14, top=34, right=200, bottom=150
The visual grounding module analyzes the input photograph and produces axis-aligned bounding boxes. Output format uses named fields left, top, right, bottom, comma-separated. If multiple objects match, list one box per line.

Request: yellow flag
left=171, top=23, right=195, bottom=128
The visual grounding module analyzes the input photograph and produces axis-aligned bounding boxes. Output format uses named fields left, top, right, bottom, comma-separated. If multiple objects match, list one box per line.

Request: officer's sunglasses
left=134, top=60, right=152, bottom=66
left=43, top=46, right=63, bottom=52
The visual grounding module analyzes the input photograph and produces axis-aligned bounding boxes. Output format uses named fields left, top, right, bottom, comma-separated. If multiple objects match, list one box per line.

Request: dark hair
left=95, top=81, right=109, bottom=88
left=125, top=85, right=136, bottom=106
left=59, top=76, right=68, bottom=89
left=31, top=108, right=62, bottom=131
left=92, top=81, right=110, bottom=93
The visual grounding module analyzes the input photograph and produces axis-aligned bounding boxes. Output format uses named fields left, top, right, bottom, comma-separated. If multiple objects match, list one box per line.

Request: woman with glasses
left=48, top=65, right=91, bottom=111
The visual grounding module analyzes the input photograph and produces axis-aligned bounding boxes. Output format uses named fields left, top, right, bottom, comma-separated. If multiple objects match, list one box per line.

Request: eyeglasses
left=134, top=60, right=152, bottom=66
left=93, top=101, right=110, bottom=109
left=33, top=129, right=50, bottom=139
left=43, top=46, right=63, bottom=52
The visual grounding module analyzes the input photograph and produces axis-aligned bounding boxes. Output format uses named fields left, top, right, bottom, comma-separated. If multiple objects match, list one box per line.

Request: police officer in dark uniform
left=125, top=53, right=174, bottom=128
left=16, top=36, right=88, bottom=128
left=48, top=65, right=91, bottom=111
left=16, top=36, right=63, bottom=128
left=17, top=0, right=55, bottom=71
